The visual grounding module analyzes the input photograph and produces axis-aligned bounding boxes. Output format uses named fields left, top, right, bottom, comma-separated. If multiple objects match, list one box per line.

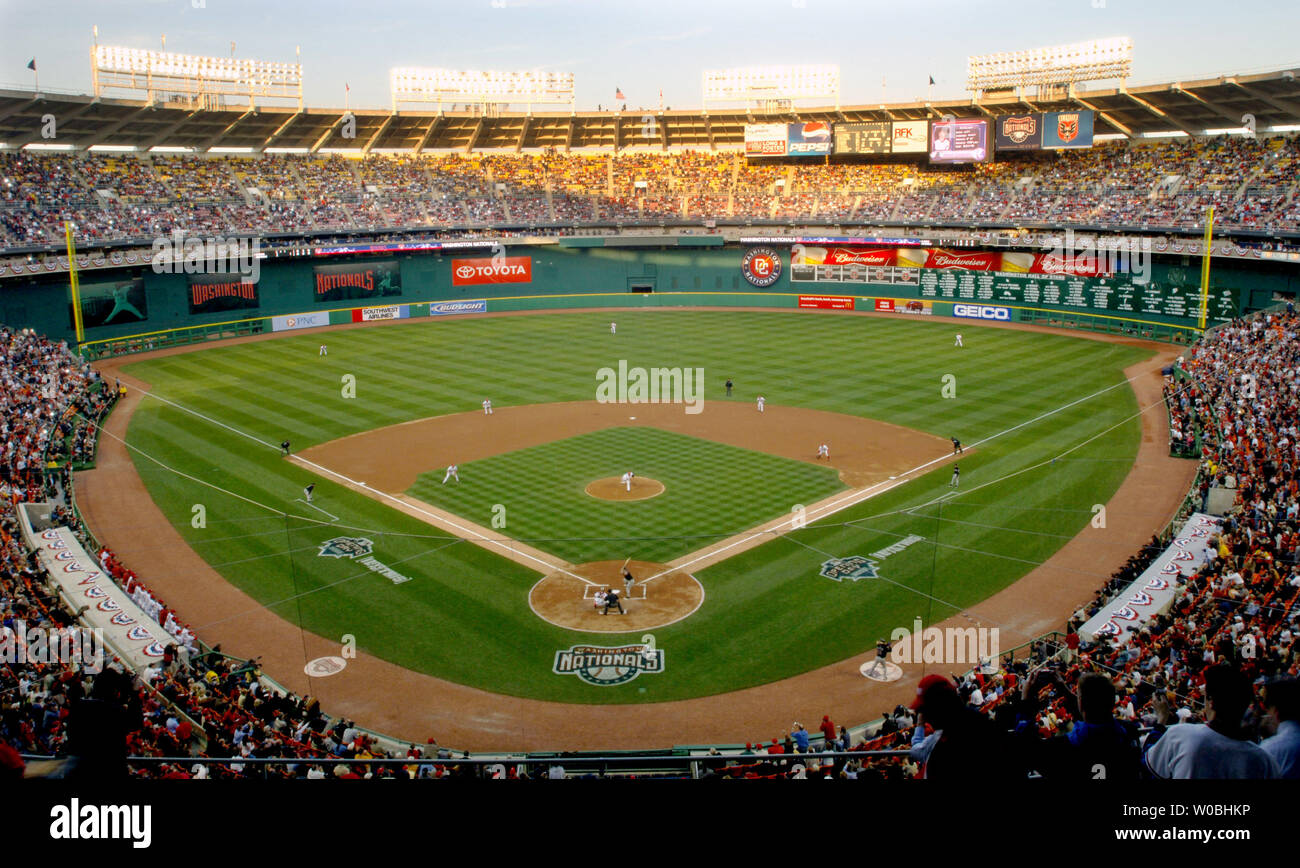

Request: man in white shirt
left=1145, top=664, right=1280, bottom=779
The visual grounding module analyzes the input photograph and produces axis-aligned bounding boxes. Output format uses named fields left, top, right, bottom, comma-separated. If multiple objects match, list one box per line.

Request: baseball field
left=75, top=308, right=1186, bottom=739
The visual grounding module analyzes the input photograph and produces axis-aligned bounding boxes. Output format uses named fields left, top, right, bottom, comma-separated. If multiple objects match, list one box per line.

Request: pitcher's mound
left=585, top=476, right=665, bottom=501
left=529, top=560, right=704, bottom=632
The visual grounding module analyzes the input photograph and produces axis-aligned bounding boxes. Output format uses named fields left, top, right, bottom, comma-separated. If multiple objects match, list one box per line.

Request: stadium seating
left=4, top=134, right=1299, bottom=248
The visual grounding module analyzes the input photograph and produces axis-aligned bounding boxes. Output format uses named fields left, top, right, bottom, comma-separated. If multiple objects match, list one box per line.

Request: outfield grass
left=119, top=310, right=1151, bottom=703
left=409, top=426, right=845, bottom=564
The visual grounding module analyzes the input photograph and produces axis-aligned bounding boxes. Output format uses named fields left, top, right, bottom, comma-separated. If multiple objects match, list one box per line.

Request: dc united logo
left=552, top=643, right=665, bottom=686
left=741, top=247, right=782, bottom=288
left=318, top=537, right=374, bottom=559
left=819, top=556, right=879, bottom=582
left=1056, top=113, right=1079, bottom=144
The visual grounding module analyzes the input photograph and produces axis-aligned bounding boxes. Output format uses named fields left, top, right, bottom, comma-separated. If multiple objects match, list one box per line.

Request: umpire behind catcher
left=603, top=587, right=625, bottom=615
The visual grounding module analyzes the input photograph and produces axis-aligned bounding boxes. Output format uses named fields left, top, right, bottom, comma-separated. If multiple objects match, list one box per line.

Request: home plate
left=629, top=416, right=637, bottom=420
left=859, top=660, right=903, bottom=683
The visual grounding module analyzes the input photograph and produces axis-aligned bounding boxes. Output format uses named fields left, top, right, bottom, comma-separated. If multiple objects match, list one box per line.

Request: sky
left=1, top=0, right=1298, bottom=110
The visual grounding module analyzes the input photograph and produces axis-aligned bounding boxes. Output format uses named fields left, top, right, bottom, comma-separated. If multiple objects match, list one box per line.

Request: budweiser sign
left=824, top=248, right=896, bottom=266
left=924, top=249, right=999, bottom=271
left=451, top=256, right=532, bottom=286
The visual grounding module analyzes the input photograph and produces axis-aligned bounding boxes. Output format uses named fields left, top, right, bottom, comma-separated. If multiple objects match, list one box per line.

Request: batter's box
left=582, top=585, right=648, bottom=600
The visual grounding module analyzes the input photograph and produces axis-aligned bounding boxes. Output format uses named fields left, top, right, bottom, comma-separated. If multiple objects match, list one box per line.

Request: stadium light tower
left=966, top=37, right=1132, bottom=100
left=702, top=65, right=840, bottom=112
left=90, top=44, right=303, bottom=109
left=390, top=68, right=575, bottom=115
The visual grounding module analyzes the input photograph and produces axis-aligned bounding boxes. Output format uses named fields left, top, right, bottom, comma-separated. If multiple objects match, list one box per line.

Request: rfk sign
left=451, top=256, right=532, bottom=286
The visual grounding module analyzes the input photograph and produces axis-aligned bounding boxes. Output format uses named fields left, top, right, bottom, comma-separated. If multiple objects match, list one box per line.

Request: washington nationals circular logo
left=741, top=247, right=783, bottom=288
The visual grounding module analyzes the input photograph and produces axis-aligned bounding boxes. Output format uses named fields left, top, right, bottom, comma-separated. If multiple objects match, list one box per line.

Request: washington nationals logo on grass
left=318, top=537, right=375, bottom=559
left=819, top=556, right=879, bottom=582
left=552, top=641, right=665, bottom=686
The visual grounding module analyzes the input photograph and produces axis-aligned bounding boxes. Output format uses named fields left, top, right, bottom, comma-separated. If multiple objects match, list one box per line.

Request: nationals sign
left=451, top=256, right=532, bottom=286
left=741, top=247, right=782, bottom=287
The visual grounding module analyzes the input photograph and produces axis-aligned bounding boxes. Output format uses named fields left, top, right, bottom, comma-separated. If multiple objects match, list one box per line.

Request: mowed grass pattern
left=118, top=310, right=1153, bottom=704
left=410, top=426, right=845, bottom=564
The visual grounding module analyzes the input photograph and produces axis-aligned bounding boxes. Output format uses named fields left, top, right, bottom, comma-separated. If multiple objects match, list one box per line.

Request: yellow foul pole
left=65, top=221, right=84, bottom=345
left=1197, top=206, right=1214, bottom=331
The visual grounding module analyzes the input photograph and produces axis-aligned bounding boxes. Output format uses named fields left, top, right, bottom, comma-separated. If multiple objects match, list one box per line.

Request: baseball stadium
left=2, top=1, right=1299, bottom=801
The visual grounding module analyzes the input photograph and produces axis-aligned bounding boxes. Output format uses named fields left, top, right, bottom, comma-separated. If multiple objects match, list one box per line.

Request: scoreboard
left=790, top=263, right=1238, bottom=325
left=834, top=122, right=892, bottom=155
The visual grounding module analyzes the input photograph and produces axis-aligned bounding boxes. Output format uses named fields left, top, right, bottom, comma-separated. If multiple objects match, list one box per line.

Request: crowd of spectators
left=2, top=134, right=1298, bottom=248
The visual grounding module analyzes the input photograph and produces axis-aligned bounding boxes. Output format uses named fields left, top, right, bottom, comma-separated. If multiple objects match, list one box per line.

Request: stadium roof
left=1, top=66, right=1298, bottom=153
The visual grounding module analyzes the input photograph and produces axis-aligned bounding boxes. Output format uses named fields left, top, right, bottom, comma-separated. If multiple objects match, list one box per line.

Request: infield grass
left=117, top=309, right=1153, bottom=705
left=409, top=426, right=845, bottom=564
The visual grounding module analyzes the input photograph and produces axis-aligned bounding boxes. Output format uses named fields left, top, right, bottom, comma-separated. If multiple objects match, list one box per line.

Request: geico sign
left=953, top=304, right=1010, bottom=321
left=450, top=256, right=532, bottom=285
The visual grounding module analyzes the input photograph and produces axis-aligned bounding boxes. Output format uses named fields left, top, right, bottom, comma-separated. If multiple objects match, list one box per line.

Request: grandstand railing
left=20, top=750, right=913, bottom=780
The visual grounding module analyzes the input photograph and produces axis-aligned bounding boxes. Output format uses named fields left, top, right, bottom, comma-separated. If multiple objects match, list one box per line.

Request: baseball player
left=304, top=483, right=315, bottom=503
left=603, top=587, right=625, bottom=615
left=442, top=464, right=460, bottom=484
left=756, top=395, right=766, bottom=413
left=817, top=443, right=830, bottom=460
left=725, top=378, right=734, bottom=397
left=622, top=566, right=635, bottom=596
left=280, top=439, right=291, bottom=457
left=951, top=437, right=963, bottom=455
left=950, top=465, right=960, bottom=488
left=954, top=334, right=963, bottom=348
left=482, top=399, right=493, bottom=415
left=621, top=470, right=634, bottom=492
left=610, top=321, right=617, bottom=334
left=866, top=639, right=892, bottom=678
left=593, top=588, right=607, bottom=611
left=319, top=344, right=328, bottom=356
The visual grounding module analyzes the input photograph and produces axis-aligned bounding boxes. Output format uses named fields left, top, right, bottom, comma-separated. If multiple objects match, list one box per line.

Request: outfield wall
left=2, top=243, right=1295, bottom=351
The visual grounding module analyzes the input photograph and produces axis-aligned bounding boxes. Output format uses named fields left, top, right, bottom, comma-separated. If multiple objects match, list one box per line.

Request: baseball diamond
left=70, top=308, right=1184, bottom=734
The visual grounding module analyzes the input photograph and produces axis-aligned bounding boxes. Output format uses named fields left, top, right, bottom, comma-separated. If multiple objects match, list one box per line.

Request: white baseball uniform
left=593, top=590, right=607, bottom=610
left=757, top=396, right=766, bottom=412
left=610, top=322, right=617, bottom=334
left=482, top=399, right=493, bottom=415
left=319, top=345, right=328, bottom=356
left=817, top=444, right=829, bottom=459
left=954, top=334, right=963, bottom=347
left=621, top=471, right=634, bottom=491
left=442, top=464, right=459, bottom=484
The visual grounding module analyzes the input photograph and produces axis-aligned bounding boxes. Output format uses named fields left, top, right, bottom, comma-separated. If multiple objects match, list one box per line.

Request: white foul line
left=295, top=499, right=340, bottom=521
left=643, top=368, right=1155, bottom=585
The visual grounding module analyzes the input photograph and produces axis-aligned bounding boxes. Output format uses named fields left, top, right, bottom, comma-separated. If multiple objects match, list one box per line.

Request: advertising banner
left=890, top=121, right=928, bottom=153
left=271, top=312, right=330, bottom=332
left=786, top=121, right=833, bottom=156
left=428, top=299, right=487, bottom=316
left=798, top=295, right=855, bottom=310
left=893, top=299, right=933, bottom=315
left=924, top=248, right=1001, bottom=270
left=450, top=256, right=532, bottom=286
left=744, top=123, right=789, bottom=157
left=313, top=260, right=402, bottom=302
left=874, top=298, right=894, bottom=311
left=996, top=113, right=1043, bottom=151
left=929, top=118, right=990, bottom=163
left=794, top=246, right=897, bottom=266
left=1043, top=110, right=1094, bottom=149
left=351, top=304, right=410, bottom=323
left=1080, top=513, right=1221, bottom=644
left=189, top=276, right=259, bottom=315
